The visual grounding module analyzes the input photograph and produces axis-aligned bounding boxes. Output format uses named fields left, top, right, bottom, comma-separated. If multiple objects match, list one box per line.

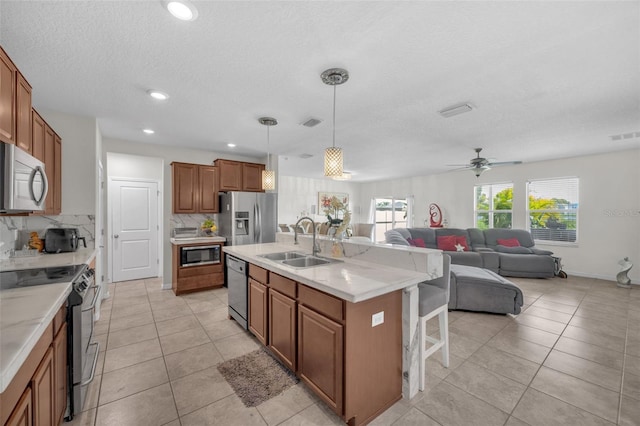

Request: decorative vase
left=617, top=257, right=633, bottom=288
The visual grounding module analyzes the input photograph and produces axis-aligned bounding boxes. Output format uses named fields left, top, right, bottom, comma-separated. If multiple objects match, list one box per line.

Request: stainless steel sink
left=281, top=256, right=342, bottom=268
left=258, top=251, right=306, bottom=261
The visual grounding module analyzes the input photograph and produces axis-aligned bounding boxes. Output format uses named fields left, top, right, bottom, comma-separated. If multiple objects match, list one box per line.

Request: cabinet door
left=5, top=386, right=32, bottom=426
left=242, top=163, right=264, bottom=192
left=0, top=47, right=16, bottom=144
left=297, top=305, right=343, bottom=414
left=198, top=165, right=218, bottom=213
left=31, top=110, right=45, bottom=161
left=31, top=346, right=55, bottom=426
left=53, top=135, right=62, bottom=214
left=172, top=163, right=198, bottom=213
left=43, top=125, right=55, bottom=214
left=269, top=289, right=296, bottom=371
left=216, top=160, right=242, bottom=191
left=53, top=323, right=67, bottom=425
left=248, top=278, right=268, bottom=345
left=15, top=73, right=32, bottom=153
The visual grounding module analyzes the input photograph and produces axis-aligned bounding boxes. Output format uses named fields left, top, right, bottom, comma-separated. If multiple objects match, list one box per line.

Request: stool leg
left=419, top=315, right=426, bottom=391
left=439, top=309, right=450, bottom=368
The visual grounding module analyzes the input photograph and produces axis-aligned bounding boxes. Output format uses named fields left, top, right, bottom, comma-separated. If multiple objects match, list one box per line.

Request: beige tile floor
left=68, top=275, right=640, bottom=426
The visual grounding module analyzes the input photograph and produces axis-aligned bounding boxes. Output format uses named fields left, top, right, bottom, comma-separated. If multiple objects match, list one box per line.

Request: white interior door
left=111, top=180, right=159, bottom=282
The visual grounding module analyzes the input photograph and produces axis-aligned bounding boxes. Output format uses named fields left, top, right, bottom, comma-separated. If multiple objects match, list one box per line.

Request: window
left=474, top=183, right=513, bottom=229
left=527, top=177, right=579, bottom=243
left=373, top=197, right=411, bottom=242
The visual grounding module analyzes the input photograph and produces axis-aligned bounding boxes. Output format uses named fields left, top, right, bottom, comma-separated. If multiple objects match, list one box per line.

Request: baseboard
left=563, top=270, right=640, bottom=286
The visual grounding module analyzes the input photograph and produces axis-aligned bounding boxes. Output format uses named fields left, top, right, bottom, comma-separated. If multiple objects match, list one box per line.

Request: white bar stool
left=418, top=254, right=451, bottom=391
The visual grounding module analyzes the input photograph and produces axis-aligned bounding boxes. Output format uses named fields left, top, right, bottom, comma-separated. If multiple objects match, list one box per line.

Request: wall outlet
left=372, top=311, right=384, bottom=327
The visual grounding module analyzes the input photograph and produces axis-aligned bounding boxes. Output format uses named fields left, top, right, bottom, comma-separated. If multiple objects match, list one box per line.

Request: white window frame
left=372, top=196, right=412, bottom=242
left=473, top=182, right=514, bottom=229
left=526, top=177, right=579, bottom=246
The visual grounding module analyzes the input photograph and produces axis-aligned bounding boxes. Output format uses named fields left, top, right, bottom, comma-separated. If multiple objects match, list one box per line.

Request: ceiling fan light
left=262, top=169, right=275, bottom=190
left=473, top=165, right=491, bottom=177
left=324, top=147, right=343, bottom=177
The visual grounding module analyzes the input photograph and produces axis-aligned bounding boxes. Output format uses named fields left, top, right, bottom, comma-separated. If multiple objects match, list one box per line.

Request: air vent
left=299, top=154, right=313, bottom=159
left=610, top=131, right=640, bottom=141
left=301, top=118, right=323, bottom=127
left=439, top=103, right=473, bottom=118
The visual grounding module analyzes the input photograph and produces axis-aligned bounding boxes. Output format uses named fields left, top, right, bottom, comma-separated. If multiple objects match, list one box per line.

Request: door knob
left=114, top=234, right=119, bottom=239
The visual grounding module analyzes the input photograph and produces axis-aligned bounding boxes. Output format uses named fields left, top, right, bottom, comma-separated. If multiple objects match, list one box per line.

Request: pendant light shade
left=321, top=68, right=349, bottom=177
left=259, top=117, right=277, bottom=190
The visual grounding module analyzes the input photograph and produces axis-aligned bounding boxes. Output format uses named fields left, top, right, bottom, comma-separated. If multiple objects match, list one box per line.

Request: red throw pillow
left=407, top=238, right=426, bottom=248
left=497, top=238, right=520, bottom=247
left=437, top=235, right=468, bottom=251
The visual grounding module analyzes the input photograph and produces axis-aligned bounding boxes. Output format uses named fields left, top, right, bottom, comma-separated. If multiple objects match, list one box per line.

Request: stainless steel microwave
left=0, top=142, right=48, bottom=213
left=180, top=245, right=221, bottom=267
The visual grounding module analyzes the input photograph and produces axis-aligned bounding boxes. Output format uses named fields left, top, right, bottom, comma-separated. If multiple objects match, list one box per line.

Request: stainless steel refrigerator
left=218, top=191, right=278, bottom=245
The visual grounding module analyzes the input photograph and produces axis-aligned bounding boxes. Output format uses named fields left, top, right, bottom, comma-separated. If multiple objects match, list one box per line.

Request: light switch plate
left=372, top=311, right=384, bottom=327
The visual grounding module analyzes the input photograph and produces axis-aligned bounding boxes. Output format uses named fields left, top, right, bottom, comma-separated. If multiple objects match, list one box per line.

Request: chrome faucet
left=294, top=216, right=320, bottom=257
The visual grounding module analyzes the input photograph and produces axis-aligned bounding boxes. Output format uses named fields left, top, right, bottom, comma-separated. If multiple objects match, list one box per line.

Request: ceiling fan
left=449, top=148, right=523, bottom=177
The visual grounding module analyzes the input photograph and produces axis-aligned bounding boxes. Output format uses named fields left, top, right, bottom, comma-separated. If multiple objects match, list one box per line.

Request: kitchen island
left=0, top=248, right=97, bottom=424
left=224, top=235, right=442, bottom=425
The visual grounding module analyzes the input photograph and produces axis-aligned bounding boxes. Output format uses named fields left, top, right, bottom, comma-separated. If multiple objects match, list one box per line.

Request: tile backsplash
left=0, top=215, right=95, bottom=258
left=170, top=214, right=218, bottom=234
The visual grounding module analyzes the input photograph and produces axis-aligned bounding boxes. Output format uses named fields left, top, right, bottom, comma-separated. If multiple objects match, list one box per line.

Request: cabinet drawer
left=298, top=285, right=344, bottom=323
left=177, top=272, right=224, bottom=291
left=249, top=264, right=268, bottom=283
left=178, top=263, right=221, bottom=278
left=269, top=273, right=296, bottom=299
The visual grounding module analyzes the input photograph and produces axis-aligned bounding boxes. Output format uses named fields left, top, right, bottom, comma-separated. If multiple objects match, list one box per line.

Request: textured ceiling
left=1, top=1, right=638, bottom=182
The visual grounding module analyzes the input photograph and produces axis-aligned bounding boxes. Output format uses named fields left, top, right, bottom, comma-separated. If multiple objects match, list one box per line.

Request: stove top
left=0, top=264, right=87, bottom=290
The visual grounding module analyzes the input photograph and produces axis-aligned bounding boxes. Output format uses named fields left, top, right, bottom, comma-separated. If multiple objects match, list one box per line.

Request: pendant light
left=321, top=68, right=349, bottom=177
left=259, top=117, right=277, bottom=190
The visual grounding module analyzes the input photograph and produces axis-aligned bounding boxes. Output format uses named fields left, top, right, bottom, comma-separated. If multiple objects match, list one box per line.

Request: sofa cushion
left=408, top=228, right=437, bottom=249
left=437, top=235, right=468, bottom=251
left=449, top=264, right=523, bottom=314
left=495, top=245, right=533, bottom=254
left=484, top=228, right=535, bottom=249
left=467, top=228, right=487, bottom=250
left=407, top=238, right=426, bottom=248
left=384, top=230, right=410, bottom=246
left=497, top=238, right=520, bottom=247
left=530, top=248, right=554, bottom=256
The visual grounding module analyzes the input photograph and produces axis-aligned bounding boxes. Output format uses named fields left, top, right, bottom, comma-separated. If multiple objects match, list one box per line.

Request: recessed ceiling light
left=147, top=90, right=169, bottom=100
left=143, top=129, right=155, bottom=134
left=439, top=103, right=474, bottom=118
left=227, top=143, right=236, bottom=148
left=163, top=0, right=198, bottom=21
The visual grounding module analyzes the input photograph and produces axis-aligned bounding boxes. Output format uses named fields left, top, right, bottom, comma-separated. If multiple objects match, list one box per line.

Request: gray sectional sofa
left=385, top=227, right=556, bottom=278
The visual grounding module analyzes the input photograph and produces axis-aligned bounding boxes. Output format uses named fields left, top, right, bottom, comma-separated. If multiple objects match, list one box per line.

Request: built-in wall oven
left=180, top=245, right=221, bottom=267
left=66, top=265, right=99, bottom=420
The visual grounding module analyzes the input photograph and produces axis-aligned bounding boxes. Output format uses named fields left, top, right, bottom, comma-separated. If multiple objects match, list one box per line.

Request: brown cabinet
left=0, top=46, right=17, bottom=145
left=171, top=242, right=224, bottom=295
left=15, top=73, right=32, bottom=153
left=248, top=278, right=268, bottom=346
left=31, top=346, right=54, bottom=426
left=52, top=323, right=67, bottom=426
left=171, top=162, right=218, bottom=214
left=269, top=289, right=297, bottom=371
left=5, top=387, right=32, bottom=426
left=214, top=159, right=265, bottom=192
left=31, top=110, right=45, bottom=161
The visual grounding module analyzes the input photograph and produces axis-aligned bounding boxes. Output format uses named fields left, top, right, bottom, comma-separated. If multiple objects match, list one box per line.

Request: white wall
left=102, top=137, right=262, bottom=287
left=358, top=149, right=640, bottom=283
left=39, top=109, right=97, bottom=214
left=278, top=175, right=364, bottom=226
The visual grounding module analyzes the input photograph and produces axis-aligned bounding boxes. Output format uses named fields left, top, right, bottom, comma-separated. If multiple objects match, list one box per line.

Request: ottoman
left=449, top=264, right=523, bottom=314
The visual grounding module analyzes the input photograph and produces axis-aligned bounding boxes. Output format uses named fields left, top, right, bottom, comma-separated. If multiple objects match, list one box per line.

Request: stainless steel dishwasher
left=226, top=254, right=248, bottom=329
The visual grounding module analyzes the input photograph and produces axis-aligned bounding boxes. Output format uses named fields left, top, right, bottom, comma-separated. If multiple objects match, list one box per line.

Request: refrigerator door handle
left=255, top=202, right=262, bottom=243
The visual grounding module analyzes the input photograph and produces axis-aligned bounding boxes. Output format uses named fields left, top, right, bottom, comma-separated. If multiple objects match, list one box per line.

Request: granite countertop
left=0, top=248, right=97, bottom=393
left=170, top=236, right=226, bottom=245
left=223, top=243, right=432, bottom=303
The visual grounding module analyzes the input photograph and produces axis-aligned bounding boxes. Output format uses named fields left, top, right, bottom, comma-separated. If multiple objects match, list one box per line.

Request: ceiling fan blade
left=487, top=160, right=523, bottom=166
left=446, top=163, right=472, bottom=167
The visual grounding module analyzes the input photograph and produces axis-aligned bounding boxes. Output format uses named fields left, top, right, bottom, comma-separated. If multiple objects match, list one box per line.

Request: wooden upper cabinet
left=242, top=162, right=264, bottom=192
left=198, top=165, right=218, bottom=213
left=32, top=109, right=45, bottom=161
left=43, top=125, right=55, bottom=214
left=15, top=72, right=32, bottom=153
left=172, top=162, right=198, bottom=213
left=215, top=159, right=266, bottom=192
left=215, top=159, right=242, bottom=191
left=0, top=47, right=17, bottom=144
left=171, top=162, right=219, bottom=214
left=53, top=134, right=62, bottom=214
